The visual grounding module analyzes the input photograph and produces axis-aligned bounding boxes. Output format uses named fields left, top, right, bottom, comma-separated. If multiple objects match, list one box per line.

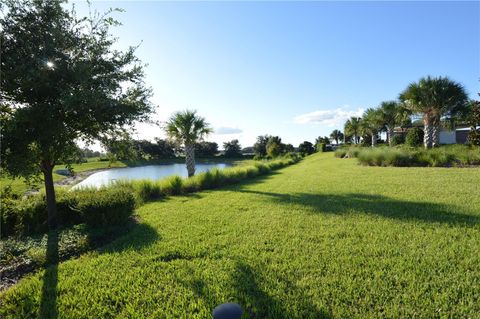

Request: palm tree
left=164, top=110, right=212, bottom=177
left=344, top=117, right=361, bottom=144
left=399, top=76, right=467, bottom=148
left=360, top=108, right=384, bottom=147
left=329, top=129, right=344, bottom=145
left=378, top=101, right=409, bottom=146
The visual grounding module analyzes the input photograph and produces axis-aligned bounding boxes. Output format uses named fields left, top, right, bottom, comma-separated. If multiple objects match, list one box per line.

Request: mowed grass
left=1, top=153, right=479, bottom=318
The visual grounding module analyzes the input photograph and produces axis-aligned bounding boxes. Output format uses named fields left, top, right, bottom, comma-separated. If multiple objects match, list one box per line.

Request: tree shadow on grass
left=238, top=190, right=479, bottom=227
left=177, top=260, right=331, bottom=318
left=91, top=219, right=161, bottom=254
left=37, top=221, right=160, bottom=319
left=39, top=230, right=59, bottom=319
left=231, top=261, right=331, bottom=319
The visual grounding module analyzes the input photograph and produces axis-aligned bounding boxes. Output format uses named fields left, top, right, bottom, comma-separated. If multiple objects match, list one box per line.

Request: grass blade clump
left=159, top=175, right=184, bottom=196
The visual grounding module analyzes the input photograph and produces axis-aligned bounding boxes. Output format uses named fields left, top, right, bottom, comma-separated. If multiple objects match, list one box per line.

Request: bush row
left=334, top=145, right=480, bottom=167
left=116, top=156, right=301, bottom=203
left=1, top=187, right=135, bottom=238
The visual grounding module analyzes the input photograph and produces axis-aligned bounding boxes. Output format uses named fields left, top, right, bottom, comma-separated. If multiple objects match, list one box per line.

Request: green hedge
left=1, top=188, right=135, bottom=238
left=335, top=145, right=480, bottom=167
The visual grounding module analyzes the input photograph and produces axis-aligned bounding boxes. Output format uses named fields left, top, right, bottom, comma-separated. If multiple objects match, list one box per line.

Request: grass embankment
left=1, top=153, right=479, bottom=318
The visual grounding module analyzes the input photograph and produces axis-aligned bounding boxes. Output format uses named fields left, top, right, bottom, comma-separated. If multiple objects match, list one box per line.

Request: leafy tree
left=284, top=144, right=295, bottom=153
left=399, top=76, right=467, bottom=148
left=195, top=141, right=218, bottom=157
left=253, top=135, right=271, bottom=157
left=103, top=133, right=140, bottom=162
left=265, top=136, right=285, bottom=157
left=223, top=139, right=242, bottom=158
left=298, top=141, right=315, bottom=155
left=360, top=108, right=384, bottom=147
left=164, top=110, right=212, bottom=177
left=266, top=141, right=282, bottom=158
left=329, top=129, right=344, bottom=145
left=133, top=139, right=175, bottom=159
left=0, top=1, right=153, bottom=228
left=344, top=117, right=361, bottom=144
left=466, top=100, right=480, bottom=146
left=152, top=139, right=176, bottom=158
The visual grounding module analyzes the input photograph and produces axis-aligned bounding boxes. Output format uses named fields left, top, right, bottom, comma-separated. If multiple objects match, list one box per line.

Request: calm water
left=72, top=163, right=230, bottom=189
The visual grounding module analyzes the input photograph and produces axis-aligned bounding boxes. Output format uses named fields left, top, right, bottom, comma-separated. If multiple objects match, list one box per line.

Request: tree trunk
left=185, top=144, right=196, bottom=177
left=354, top=134, right=358, bottom=144
left=431, top=117, right=440, bottom=148
left=388, top=127, right=394, bottom=146
left=41, top=161, right=57, bottom=229
left=423, top=115, right=433, bottom=149
left=371, top=133, right=377, bottom=147
left=335, top=137, right=339, bottom=145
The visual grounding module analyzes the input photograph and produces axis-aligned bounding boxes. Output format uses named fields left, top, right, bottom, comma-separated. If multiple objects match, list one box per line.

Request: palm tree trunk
left=41, top=160, right=57, bottom=229
left=185, top=143, right=196, bottom=177
left=431, top=117, right=440, bottom=148
left=388, top=127, right=394, bottom=146
left=423, top=115, right=433, bottom=149
left=371, top=133, right=377, bottom=147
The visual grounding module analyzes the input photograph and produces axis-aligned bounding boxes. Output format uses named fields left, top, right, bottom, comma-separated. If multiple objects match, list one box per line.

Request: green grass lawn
left=1, top=153, right=479, bottom=318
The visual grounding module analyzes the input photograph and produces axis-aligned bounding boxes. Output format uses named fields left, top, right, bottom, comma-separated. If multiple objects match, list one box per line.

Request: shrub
left=405, top=128, right=424, bottom=147
left=1, top=187, right=136, bottom=238
left=390, top=134, right=404, bottom=146
left=73, top=188, right=136, bottom=226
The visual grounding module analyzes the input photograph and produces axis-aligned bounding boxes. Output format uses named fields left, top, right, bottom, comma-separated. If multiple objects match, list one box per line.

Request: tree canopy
left=0, top=0, right=154, bottom=227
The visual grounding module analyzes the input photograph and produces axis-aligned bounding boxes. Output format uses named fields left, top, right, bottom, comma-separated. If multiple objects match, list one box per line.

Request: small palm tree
left=344, top=117, right=361, bottom=144
left=361, top=108, right=384, bottom=147
left=399, top=76, right=467, bottom=148
left=329, top=129, right=344, bottom=145
left=378, top=101, right=409, bottom=146
left=164, top=110, right=212, bottom=177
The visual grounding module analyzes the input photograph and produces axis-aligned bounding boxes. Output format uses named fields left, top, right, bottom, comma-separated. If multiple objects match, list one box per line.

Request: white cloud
left=215, top=126, right=243, bottom=135
left=294, top=107, right=364, bottom=127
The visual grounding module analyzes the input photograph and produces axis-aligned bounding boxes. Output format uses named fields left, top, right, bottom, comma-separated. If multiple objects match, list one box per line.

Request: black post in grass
left=212, top=303, right=243, bottom=319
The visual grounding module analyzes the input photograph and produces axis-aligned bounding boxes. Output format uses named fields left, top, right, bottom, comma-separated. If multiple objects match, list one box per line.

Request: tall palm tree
left=164, top=110, right=212, bottom=177
left=399, top=76, right=467, bottom=148
left=329, top=129, right=344, bottom=145
left=360, top=108, right=384, bottom=147
left=378, top=101, right=409, bottom=146
left=344, top=117, right=361, bottom=144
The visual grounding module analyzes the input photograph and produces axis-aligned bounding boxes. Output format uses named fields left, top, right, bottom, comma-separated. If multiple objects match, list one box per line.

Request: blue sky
left=74, top=1, right=479, bottom=149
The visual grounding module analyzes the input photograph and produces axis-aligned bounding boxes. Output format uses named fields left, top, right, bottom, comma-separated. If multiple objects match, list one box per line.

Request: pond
left=72, top=163, right=230, bottom=189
